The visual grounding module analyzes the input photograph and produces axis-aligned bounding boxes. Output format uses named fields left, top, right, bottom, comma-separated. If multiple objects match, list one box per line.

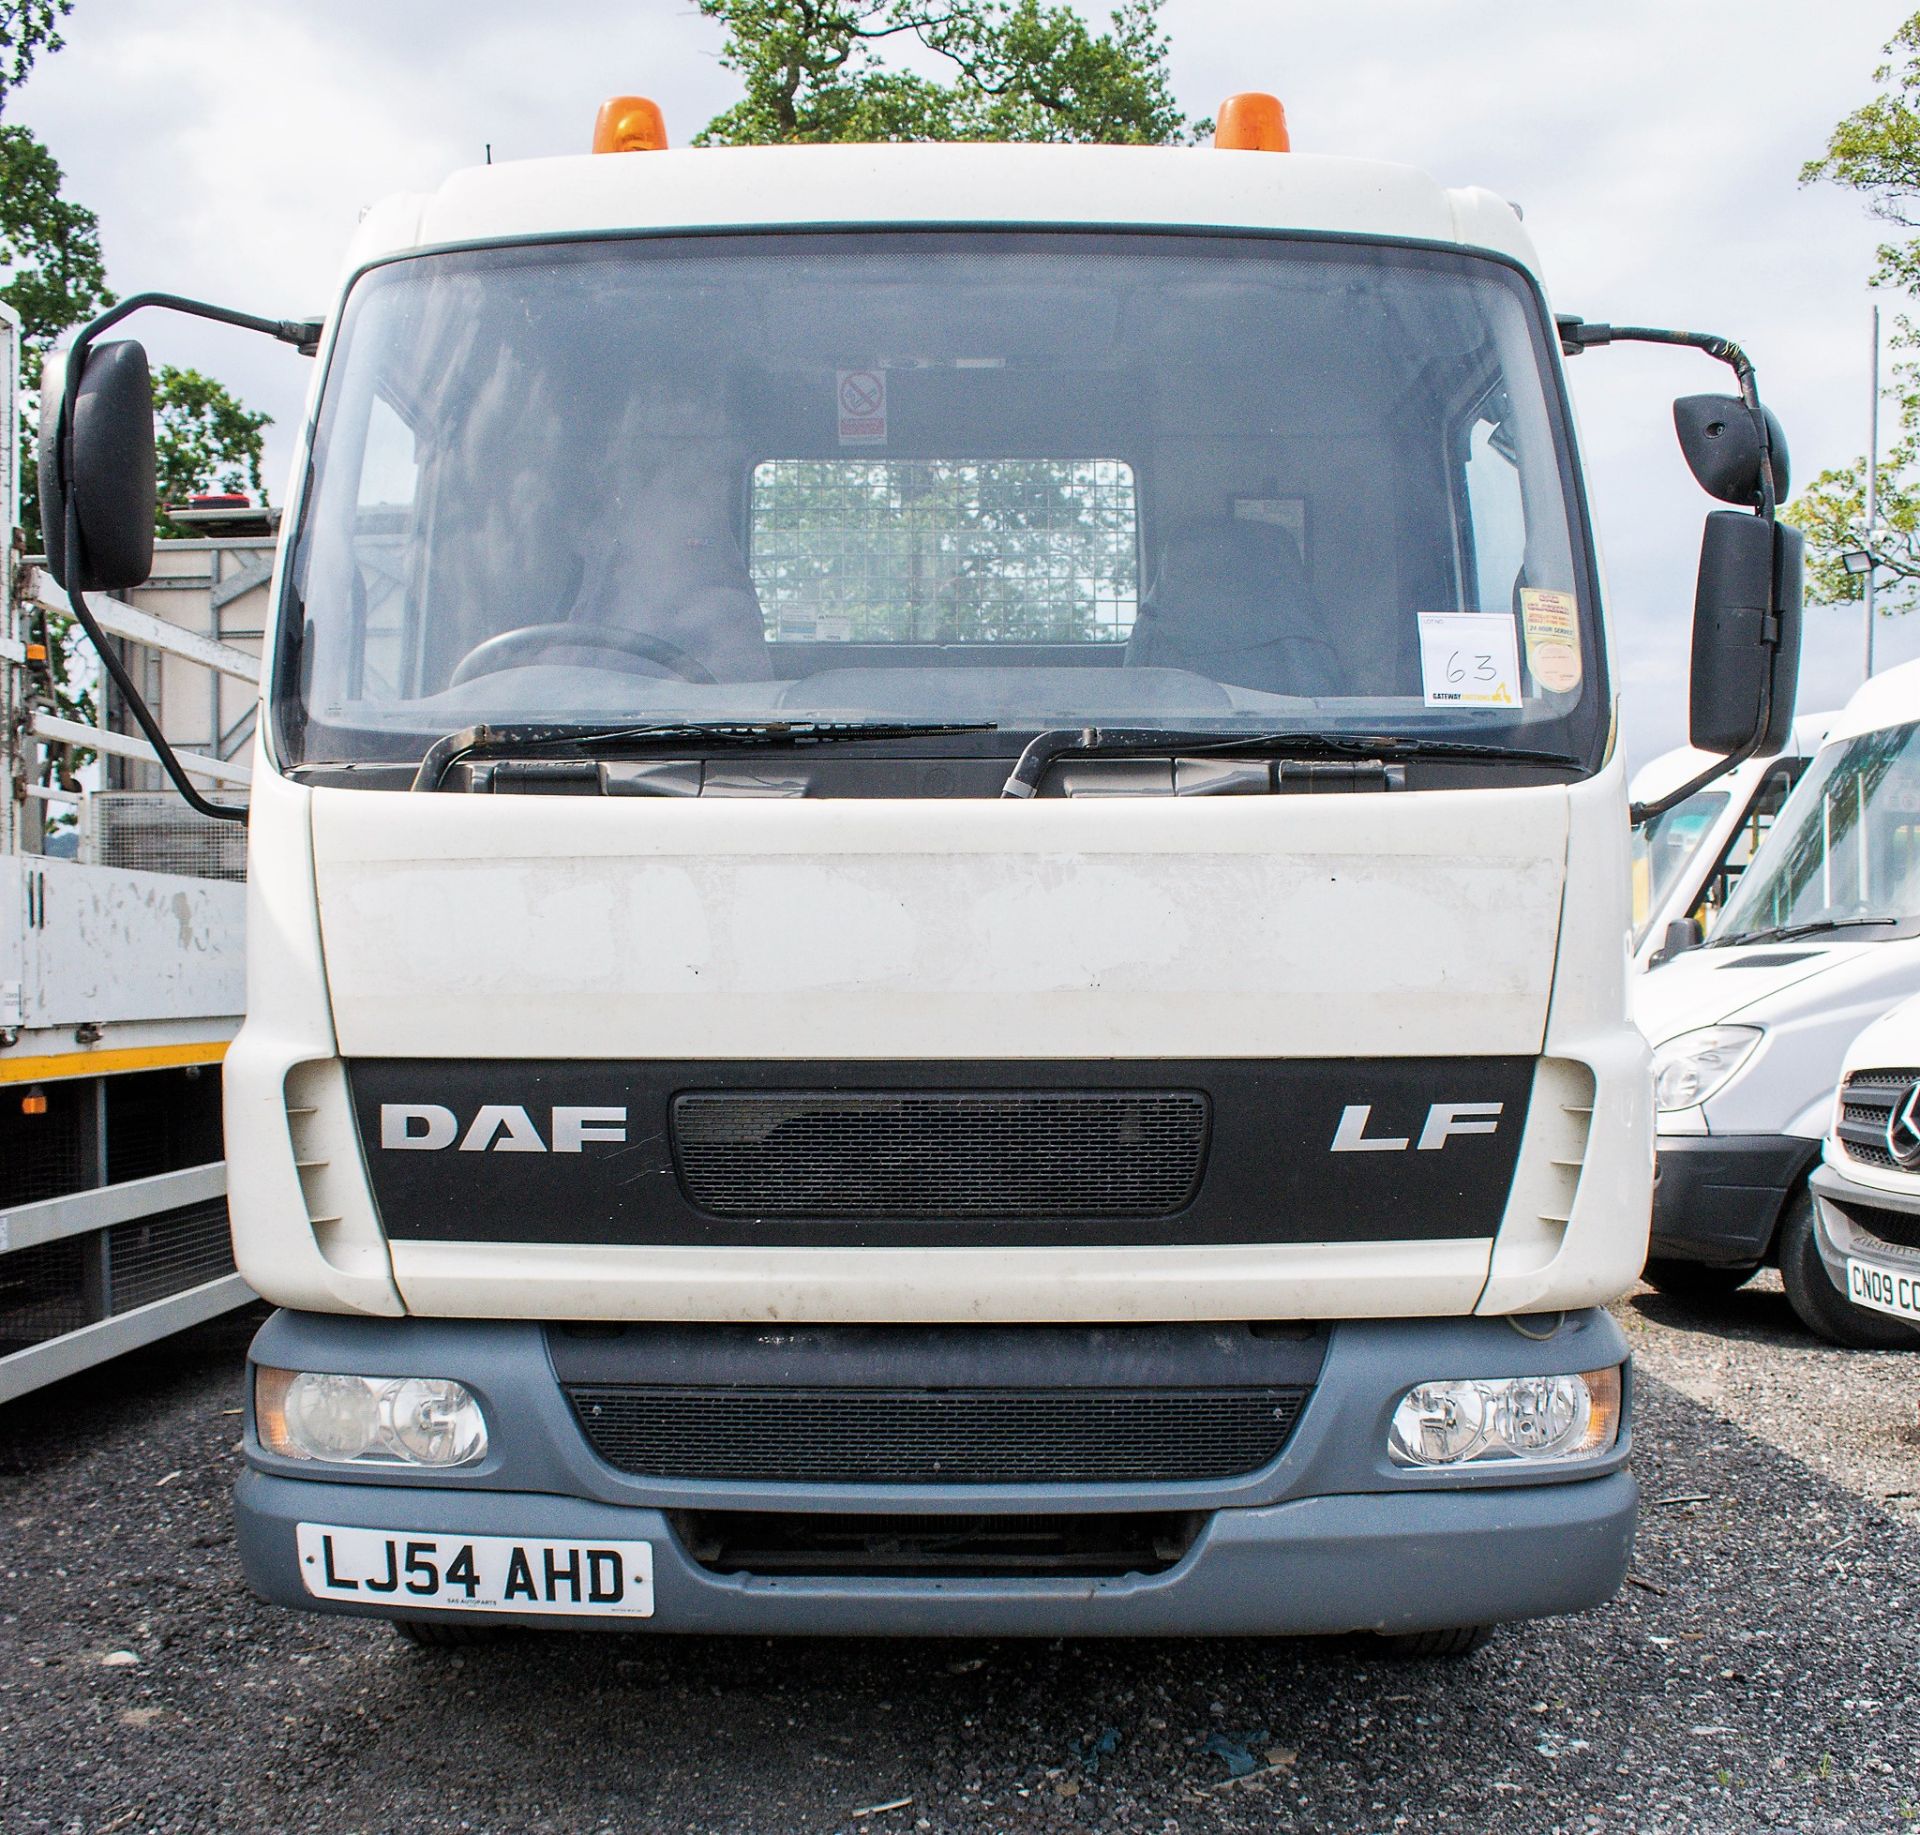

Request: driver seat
left=1126, top=518, right=1341, bottom=696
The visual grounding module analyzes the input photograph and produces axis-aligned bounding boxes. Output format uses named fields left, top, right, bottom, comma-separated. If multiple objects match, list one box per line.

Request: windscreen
left=279, top=232, right=1602, bottom=768
left=1632, top=787, right=1731, bottom=944
left=1713, top=722, right=1920, bottom=943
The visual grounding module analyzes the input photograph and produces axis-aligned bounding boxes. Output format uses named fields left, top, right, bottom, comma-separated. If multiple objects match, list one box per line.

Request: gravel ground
left=1618, top=1270, right=1920, bottom=1528
left=2, top=1301, right=1917, bottom=1835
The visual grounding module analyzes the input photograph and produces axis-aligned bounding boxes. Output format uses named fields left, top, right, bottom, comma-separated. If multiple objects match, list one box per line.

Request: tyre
left=391, top=1618, right=506, bottom=1650
left=1778, top=1186, right=1920, bottom=1349
left=1642, top=1257, right=1761, bottom=1301
left=1375, top=1625, right=1495, bottom=1658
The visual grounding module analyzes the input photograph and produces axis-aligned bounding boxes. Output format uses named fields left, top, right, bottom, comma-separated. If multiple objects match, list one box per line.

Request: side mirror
left=1674, top=394, right=1790, bottom=508
left=1689, top=512, right=1803, bottom=756
left=1650, top=917, right=1704, bottom=967
left=37, top=339, right=156, bottom=591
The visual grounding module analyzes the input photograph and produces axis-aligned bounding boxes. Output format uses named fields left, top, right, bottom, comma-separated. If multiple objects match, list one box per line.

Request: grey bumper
left=1650, top=1133, right=1818, bottom=1266
left=1810, top=1160, right=1920, bottom=1307
left=235, top=1307, right=1636, bottom=1638
left=237, top=1466, right=1636, bottom=1637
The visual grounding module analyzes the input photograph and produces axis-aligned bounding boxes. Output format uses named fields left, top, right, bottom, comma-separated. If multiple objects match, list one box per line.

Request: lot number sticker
left=1417, top=612, right=1522, bottom=709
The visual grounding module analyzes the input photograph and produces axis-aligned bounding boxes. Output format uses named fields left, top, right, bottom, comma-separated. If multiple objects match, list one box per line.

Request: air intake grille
left=671, top=1090, right=1208, bottom=1218
left=1830, top=1198, right=1920, bottom=1253
left=566, top=1384, right=1306, bottom=1484
left=1837, top=1068, right=1920, bottom=1169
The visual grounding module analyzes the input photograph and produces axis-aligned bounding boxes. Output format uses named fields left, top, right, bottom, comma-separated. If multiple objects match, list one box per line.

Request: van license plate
left=1846, top=1259, right=1920, bottom=1325
left=295, top=1524, right=654, bottom=1616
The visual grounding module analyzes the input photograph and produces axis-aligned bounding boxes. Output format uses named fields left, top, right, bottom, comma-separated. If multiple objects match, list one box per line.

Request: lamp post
left=1866, top=304, right=1882, bottom=679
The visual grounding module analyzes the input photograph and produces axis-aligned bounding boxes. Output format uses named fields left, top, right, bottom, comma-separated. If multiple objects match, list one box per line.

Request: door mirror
left=1650, top=917, right=1704, bottom=966
left=37, top=339, right=156, bottom=591
left=1689, top=512, right=1802, bottom=757
left=1674, top=394, right=1790, bottom=508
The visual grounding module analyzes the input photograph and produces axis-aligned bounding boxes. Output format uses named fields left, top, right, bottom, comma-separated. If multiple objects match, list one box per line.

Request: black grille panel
left=1837, top=1069, right=1920, bottom=1169
left=671, top=1090, right=1209, bottom=1218
left=566, top=1384, right=1307, bottom=1484
left=1831, top=1198, right=1920, bottom=1252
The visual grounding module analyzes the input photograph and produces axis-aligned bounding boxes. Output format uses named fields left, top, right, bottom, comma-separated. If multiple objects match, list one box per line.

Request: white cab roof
left=1824, top=657, right=1920, bottom=747
left=342, top=145, right=1539, bottom=281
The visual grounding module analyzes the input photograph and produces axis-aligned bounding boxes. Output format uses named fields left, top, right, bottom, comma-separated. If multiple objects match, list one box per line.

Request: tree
left=152, top=364, right=271, bottom=537
left=1791, top=14, right=1920, bottom=614
left=0, top=0, right=71, bottom=116
left=692, top=0, right=1204, bottom=148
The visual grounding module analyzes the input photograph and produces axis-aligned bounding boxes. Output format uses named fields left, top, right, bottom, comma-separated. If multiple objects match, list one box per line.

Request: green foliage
left=692, top=0, right=1203, bottom=148
left=0, top=0, right=71, bottom=116
left=1795, top=13, right=1920, bottom=610
left=752, top=456, right=1138, bottom=641
left=0, top=123, right=109, bottom=363
left=152, top=363, right=271, bottom=537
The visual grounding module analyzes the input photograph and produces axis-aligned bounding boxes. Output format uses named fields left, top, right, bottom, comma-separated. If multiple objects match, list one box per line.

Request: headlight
left=1388, top=1366, right=1621, bottom=1468
left=255, top=1367, right=489, bottom=1468
left=1651, top=1025, right=1762, bottom=1111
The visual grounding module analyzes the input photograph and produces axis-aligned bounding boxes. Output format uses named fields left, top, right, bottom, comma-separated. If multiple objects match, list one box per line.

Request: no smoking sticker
left=837, top=368, right=887, bottom=446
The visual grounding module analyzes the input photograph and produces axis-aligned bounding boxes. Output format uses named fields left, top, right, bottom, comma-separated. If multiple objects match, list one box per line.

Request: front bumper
left=1650, top=1133, right=1818, bottom=1267
left=235, top=1307, right=1636, bottom=1638
left=1810, top=1161, right=1920, bottom=1317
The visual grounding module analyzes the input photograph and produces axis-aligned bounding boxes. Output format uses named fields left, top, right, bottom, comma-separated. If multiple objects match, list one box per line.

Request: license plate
left=1846, top=1258, right=1920, bottom=1325
left=295, top=1524, right=654, bottom=1617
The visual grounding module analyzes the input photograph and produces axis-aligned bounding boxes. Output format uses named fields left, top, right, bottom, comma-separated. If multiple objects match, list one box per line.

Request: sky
left=9, top=0, right=1919, bottom=769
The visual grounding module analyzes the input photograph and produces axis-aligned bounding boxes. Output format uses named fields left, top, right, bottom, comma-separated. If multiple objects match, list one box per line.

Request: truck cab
left=33, top=101, right=1799, bottom=1645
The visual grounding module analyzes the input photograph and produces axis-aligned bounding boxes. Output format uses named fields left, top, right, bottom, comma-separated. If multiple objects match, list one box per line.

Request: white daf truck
left=38, top=95, right=1803, bottom=1649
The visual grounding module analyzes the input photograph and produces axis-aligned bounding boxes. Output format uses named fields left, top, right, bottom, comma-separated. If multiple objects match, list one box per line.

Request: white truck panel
left=310, top=786, right=1570, bottom=1063
left=1, top=855, right=244, bottom=1029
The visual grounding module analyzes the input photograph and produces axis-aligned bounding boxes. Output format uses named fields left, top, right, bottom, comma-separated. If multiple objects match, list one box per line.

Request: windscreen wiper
left=999, top=727, right=1581, bottom=798
left=411, top=720, right=998, bottom=792
left=1711, top=915, right=1900, bottom=948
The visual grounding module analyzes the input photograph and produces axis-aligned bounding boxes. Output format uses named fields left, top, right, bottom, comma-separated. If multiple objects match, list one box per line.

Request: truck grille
left=1836, top=1068, right=1920, bottom=1170
left=670, top=1089, right=1208, bottom=1218
left=565, top=1384, right=1307, bottom=1484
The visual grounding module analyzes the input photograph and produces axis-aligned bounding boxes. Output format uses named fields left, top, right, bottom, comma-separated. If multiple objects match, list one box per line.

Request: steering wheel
left=449, top=622, right=718, bottom=687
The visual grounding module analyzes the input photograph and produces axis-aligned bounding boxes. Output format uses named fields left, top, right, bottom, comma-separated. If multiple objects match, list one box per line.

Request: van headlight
left=1388, top=1366, right=1622, bottom=1467
left=255, top=1368, right=489, bottom=1467
left=1651, top=1025, right=1762, bottom=1111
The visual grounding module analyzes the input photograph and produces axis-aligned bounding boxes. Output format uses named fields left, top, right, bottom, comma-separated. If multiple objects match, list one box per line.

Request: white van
left=1629, top=714, right=1830, bottom=972
left=1804, top=992, right=1920, bottom=1346
left=1636, top=659, right=1920, bottom=1339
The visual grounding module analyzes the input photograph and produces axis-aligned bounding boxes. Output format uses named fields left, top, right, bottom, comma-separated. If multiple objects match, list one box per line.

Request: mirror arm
left=58, top=515, right=251, bottom=825
left=1628, top=733, right=1767, bottom=828
left=1555, top=317, right=1778, bottom=517
left=53, top=294, right=321, bottom=827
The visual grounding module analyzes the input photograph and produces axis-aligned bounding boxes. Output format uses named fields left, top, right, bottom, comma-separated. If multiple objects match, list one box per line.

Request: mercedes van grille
left=565, top=1383, right=1307, bottom=1484
left=1837, top=1068, right=1920, bottom=1170
left=670, top=1089, right=1208, bottom=1218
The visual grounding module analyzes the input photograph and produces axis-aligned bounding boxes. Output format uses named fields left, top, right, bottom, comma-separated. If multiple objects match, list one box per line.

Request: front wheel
left=1642, top=1257, right=1760, bottom=1302
left=392, top=1619, right=507, bottom=1650
left=1778, top=1187, right=1920, bottom=1349
left=1375, top=1625, right=1495, bottom=1659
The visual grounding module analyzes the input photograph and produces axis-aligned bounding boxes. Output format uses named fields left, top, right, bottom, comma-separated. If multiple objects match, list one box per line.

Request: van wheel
left=1778, top=1186, right=1920, bottom=1349
left=392, top=1619, right=505, bottom=1650
left=1375, top=1625, right=1495, bottom=1658
left=1642, top=1258, right=1760, bottom=1301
